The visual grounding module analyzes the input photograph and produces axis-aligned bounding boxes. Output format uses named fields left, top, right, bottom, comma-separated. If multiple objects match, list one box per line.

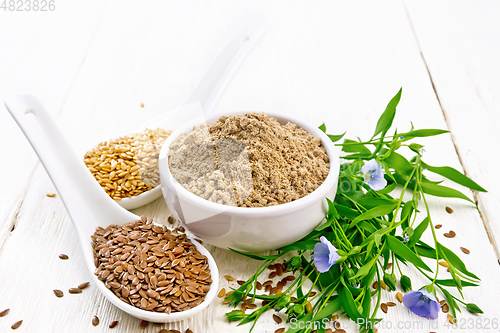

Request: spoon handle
left=4, top=95, right=137, bottom=235
left=183, top=23, right=267, bottom=115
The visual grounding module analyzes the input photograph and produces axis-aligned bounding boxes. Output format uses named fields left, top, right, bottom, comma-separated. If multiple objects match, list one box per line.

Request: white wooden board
left=0, top=1, right=499, bottom=332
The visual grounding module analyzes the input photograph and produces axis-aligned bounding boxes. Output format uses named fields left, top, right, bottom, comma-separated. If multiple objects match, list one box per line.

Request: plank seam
left=0, top=162, right=38, bottom=253
left=403, top=1, right=499, bottom=259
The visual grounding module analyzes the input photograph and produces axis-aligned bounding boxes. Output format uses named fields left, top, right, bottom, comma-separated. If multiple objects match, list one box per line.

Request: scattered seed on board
left=449, top=230, right=456, bottom=237
left=435, top=224, right=442, bottom=229
left=439, top=261, right=449, bottom=268
left=305, top=302, right=312, bottom=312
left=109, top=320, right=118, bottom=328
left=78, top=282, right=90, bottom=289
left=372, top=281, right=379, bottom=289
left=218, top=288, right=226, bottom=298
left=59, top=254, right=69, bottom=260
left=386, top=302, right=396, bottom=307
left=69, top=287, right=82, bottom=294
left=385, top=263, right=392, bottom=270
left=380, top=280, right=387, bottom=290
left=168, top=216, right=175, bottom=224
left=381, top=303, right=388, bottom=313
left=442, top=304, right=450, bottom=313
left=237, top=280, right=245, bottom=285
left=141, top=103, right=144, bottom=108
left=140, top=320, right=149, bottom=328
left=269, top=271, right=277, bottom=279
left=53, top=289, right=64, bottom=297
left=445, top=206, right=454, bottom=214
left=275, top=328, right=285, bottom=333
left=447, top=314, right=455, bottom=324
left=0, top=308, right=9, bottom=317
left=11, top=320, right=23, bottom=330
left=273, top=314, right=283, bottom=324
left=396, top=292, right=403, bottom=303
left=92, top=316, right=99, bottom=326
left=460, top=247, right=470, bottom=254
left=224, top=274, right=235, bottom=281
left=46, top=193, right=56, bottom=197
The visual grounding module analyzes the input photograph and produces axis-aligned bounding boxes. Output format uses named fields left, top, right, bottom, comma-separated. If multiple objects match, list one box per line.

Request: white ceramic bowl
left=158, top=111, right=340, bottom=252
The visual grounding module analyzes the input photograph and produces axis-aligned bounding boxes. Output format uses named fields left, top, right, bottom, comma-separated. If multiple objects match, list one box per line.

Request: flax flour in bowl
left=167, top=113, right=330, bottom=208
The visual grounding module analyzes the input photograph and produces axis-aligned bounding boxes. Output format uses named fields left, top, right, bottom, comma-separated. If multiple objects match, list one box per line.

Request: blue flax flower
left=313, top=236, right=340, bottom=273
left=361, top=159, right=387, bottom=191
left=403, top=288, right=440, bottom=319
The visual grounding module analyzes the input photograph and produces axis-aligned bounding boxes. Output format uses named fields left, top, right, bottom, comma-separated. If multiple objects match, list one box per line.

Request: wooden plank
left=0, top=0, right=109, bottom=247
left=404, top=0, right=500, bottom=257
left=0, top=0, right=498, bottom=332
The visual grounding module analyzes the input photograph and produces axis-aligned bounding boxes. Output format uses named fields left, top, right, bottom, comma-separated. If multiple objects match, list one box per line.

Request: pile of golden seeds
left=84, top=128, right=172, bottom=200
left=91, top=216, right=211, bottom=313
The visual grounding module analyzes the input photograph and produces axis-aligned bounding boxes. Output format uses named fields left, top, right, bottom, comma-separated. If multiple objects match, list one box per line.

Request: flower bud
left=466, top=303, right=484, bottom=314
left=286, top=303, right=305, bottom=318
left=400, top=275, right=412, bottom=293
left=383, top=273, right=397, bottom=291
left=225, top=310, right=246, bottom=321
left=274, top=294, right=291, bottom=310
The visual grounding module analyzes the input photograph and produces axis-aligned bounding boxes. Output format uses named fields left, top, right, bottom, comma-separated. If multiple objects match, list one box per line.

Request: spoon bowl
left=5, top=94, right=219, bottom=322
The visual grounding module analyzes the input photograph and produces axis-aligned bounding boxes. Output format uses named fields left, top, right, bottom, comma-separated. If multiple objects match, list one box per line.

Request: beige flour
left=168, top=113, right=330, bottom=207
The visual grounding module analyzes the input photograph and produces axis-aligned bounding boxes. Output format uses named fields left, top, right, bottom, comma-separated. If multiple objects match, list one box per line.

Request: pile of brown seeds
left=84, top=128, right=172, bottom=200
left=91, top=216, right=211, bottom=313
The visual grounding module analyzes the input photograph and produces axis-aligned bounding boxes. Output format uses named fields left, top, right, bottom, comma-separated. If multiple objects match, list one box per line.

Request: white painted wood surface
left=0, top=1, right=499, bottom=332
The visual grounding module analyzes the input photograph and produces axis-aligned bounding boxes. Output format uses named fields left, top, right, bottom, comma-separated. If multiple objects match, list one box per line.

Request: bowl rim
left=159, top=110, right=340, bottom=218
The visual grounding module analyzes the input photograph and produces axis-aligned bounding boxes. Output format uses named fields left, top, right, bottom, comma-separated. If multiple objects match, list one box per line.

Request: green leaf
left=422, top=162, right=486, bottom=192
left=420, top=182, right=475, bottom=204
left=361, top=290, right=372, bottom=317
left=335, top=203, right=360, bottom=220
left=435, top=279, right=479, bottom=287
left=319, top=123, right=326, bottom=132
left=328, top=132, right=346, bottom=143
left=373, top=88, right=402, bottom=138
left=437, top=243, right=480, bottom=281
left=342, top=139, right=371, bottom=155
left=229, top=248, right=281, bottom=261
left=415, top=243, right=439, bottom=259
left=349, top=203, right=399, bottom=228
left=339, top=284, right=363, bottom=321
left=327, top=197, right=340, bottom=218
left=350, top=257, right=378, bottom=280
left=312, top=296, right=341, bottom=321
left=383, top=151, right=413, bottom=174
left=408, top=143, right=424, bottom=154
left=377, top=181, right=397, bottom=194
left=400, top=129, right=449, bottom=139
left=386, top=235, right=432, bottom=272
left=277, top=240, right=317, bottom=252
left=407, top=217, right=429, bottom=248
left=440, top=287, right=459, bottom=318
left=356, top=197, right=398, bottom=210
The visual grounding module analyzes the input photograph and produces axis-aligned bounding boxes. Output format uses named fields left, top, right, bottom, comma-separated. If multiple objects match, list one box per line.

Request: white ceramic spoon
left=116, top=23, right=267, bottom=210
left=4, top=94, right=219, bottom=322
